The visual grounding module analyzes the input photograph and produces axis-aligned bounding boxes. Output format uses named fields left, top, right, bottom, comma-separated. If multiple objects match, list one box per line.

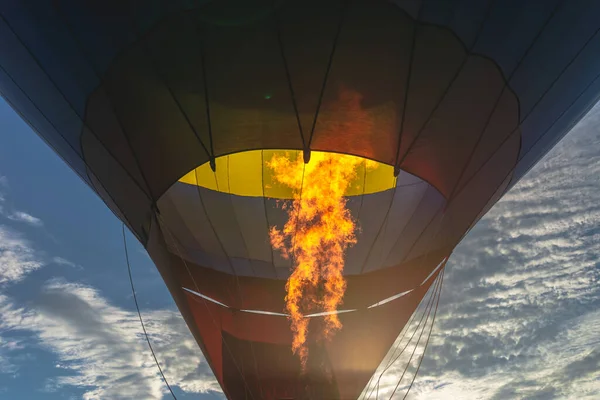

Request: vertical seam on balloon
left=195, top=16, right=216, bottom=163
left=51, top=1, right=159, bottom=204
left=394, top=0, right=497, bottom=172
left=306, top=0, right=350, bottom=150
left=446, top=0, right=567, bottom=206
left=397, top=201, right=444, bottom=267
left=0, top=9, right=155, bottom=202
left=357, top=188, right=397, bottom=274
left=193, top=169, right=236, bottom=275
left=261, top=150, right=277, bottom=278
left=272, top=1, right=306, bottom=149
left=226, top=154, right=258, bottom=278
left=392, top=5, right=421, bottom=172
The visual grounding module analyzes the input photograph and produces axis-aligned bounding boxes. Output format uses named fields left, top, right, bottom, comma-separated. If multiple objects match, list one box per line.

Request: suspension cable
left=122, top=224, right=177, bottom=399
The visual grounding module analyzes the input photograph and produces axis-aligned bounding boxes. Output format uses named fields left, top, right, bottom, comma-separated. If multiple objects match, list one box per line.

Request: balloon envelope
left=1, top=0, right=600, bottom=398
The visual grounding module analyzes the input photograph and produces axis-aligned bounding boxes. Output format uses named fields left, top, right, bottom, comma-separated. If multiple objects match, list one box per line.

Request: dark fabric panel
left=230, top=196, right=272, bottom=264
left=81, top=128, right=152, bottom=239
left=436, top=0, right=492, bottom=49
left=158, top=182, right=231, bottom=273
left=440, top=132, right=520, bottom=251
left=455, top=89, right=519, bottom=196
left=513, top=75, right=600, bottom=185
left=0, top=17, right=83, bottom=154
left=199, top=188, right=250, bottom=263
left=56, top=0, right=137, bottom=73
left=85, top=87, right=151, bottom=196
left=364, top=179, right=429, bottom=271
left=405, top=210, right=445, bottom=262
left=345, top=189, right=395, bottom=275
left=382, top=186, right=445, bottom=269
left=518, top=32, right=600, bottom=160
left=2, top=0, right=98, bottom=117
left=510, top=0, right=600, bottom=119
left=156, top=195, right=208, bottom=257
left=419, top=0, right=459, bottom=27
left=472, top=0, right=561, bottom=76
left=401, top=55, right=509, bottom=197
left=389, top=0, right=421, bottom=19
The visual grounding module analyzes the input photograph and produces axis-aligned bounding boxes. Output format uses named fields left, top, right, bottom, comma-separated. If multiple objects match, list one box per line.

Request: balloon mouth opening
left=177, top=149, right=396, bottom=199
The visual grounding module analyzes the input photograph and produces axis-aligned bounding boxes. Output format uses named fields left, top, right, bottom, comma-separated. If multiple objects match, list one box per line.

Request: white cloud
left=0, top=175, right=43, bottom=228
left=0, top=281, right=219, bottom=399
left=51, top=257, right=81, bottom=270
left=365, top=105, right=600, bottom=398
left=0, top=226, right=43, bottom=285
left=7, top=211, right=43, bottom=227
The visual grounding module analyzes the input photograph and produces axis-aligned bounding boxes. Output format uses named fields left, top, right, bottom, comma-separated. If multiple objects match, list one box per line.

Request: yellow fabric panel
left=179, top=150, right=395, bottom=198
left=228, top=150, right=263, bottom=197
left=365, top=161, right=396, bottom=194
left=214, top=156, right=229, bottom=192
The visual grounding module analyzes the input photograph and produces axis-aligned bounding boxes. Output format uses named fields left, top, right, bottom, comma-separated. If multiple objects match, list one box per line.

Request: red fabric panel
left=184, top=293, right=224, bottom=384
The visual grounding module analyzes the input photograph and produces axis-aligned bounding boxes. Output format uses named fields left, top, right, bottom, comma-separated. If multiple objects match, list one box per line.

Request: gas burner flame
left=268, top=151, right=377, bottom=367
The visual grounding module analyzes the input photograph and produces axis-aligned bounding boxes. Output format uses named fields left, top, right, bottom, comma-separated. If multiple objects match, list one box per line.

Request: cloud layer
left=0, top=281, right=219, bottom=399
left=0, top=226, right=43, bottom=285
left=0, top=171, right=219, bottom=399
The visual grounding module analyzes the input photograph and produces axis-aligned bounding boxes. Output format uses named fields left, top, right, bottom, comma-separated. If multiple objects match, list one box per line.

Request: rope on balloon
left=360, top=265, right=445, bottom=400
left=371, top=272, right=441, bottom=399
left=389, top=268, right=444, bottom=399
left=399, top=267, right=445, bottom=400
left=122, top=223, right=178, bottom=400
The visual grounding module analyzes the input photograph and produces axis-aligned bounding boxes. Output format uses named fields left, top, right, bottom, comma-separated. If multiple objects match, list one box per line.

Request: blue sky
left=0, top=93, right=599, bottom=399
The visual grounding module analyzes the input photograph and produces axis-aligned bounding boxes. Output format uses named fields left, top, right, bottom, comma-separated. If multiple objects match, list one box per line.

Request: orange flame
left=268, top=152, right=376, bottom=367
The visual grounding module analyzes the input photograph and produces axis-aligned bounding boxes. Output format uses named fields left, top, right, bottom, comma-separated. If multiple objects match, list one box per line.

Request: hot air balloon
left=1, top=0, right=600, bottom=398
